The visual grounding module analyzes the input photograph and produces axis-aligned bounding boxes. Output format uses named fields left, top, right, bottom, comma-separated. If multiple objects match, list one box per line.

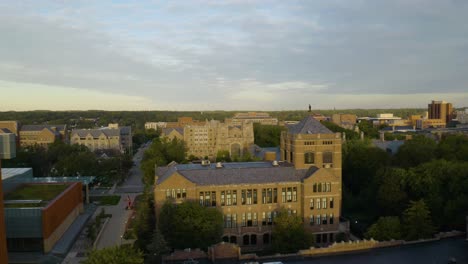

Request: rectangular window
left=262, top=189, right=267, bottom=204
left=221, top=191, right=225, bottom=206
left=242, top=213, right=246, bottom=227
left=322, top=183, right=326, bottom=193
left=177, top=189, right=181, bottom=198
left=225, top=214, right=231, bottom=228
left=310, top=199, right=314, bottom=210
left=182, top=189, right=186, bottom=198
left=232, top=190, right=237, bottom=205
left=310, top=215, right=314, bottom=225
left=166, top=189, right=171, bottom=198
left=330, top=198, right=334, bottom=208
left=232, top=214, right=237, bottom=227
left=247, top=213, right=252, bottom=226
left=226, top=190, right=232, bottom=206
left=267, top=212, right=272, bottom=225
left=211, top=191, right=216, bottom=206
left=318, top=183, right=322, bottom=192
left=273, top=188, right=278, bottom=203
left=199, top=192, right=204, bottom=206
left=262, top=212, right=267, bottom=226
left=316, top=215, right=321, bottom=225
left=329, top=214, right=334, bottom=225
left=313, top=184, right=317, bottom=193
left=267, top=188, right=273, bottom=203
left=253, top=213, right=258, bottom=226
left=292, top=187, right=297, bottom=202
left=316, top=198, right=321, bottom=209
left=287, top=187, right=292, bottom=202
left=172, top=189, right=176, bottom=198
left=282, top=188, right=286, bottom=203
left=322, top=198, right=327, bottom=209
left=242, top=190, right=246, bottom=205
left=253, top=189, right=258, bottom=204
left=247, top=189, right=252, bottom=205
left=322, top=214, right=327, bottom=225
left=326, top=183, right=331, bottom=192
left=205, top=191, right=211, bottom=206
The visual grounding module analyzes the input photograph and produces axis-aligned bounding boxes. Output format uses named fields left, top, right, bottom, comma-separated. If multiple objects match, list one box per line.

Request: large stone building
left=226, top=112, right=278, bottom=126
left=70, top=124, right=132, bottom=153
left=331, top=114, right=357, bottom=130
left=161, top=120, right=254, bottom=159
left=154, top=116, right=344, bottom=249
left=146, top=117, right=206, bottom=130
left=19, top=125, right=68, bottom=148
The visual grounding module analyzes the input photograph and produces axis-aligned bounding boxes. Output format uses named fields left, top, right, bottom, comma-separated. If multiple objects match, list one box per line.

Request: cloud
left=1, top=0, right=468, bottom=110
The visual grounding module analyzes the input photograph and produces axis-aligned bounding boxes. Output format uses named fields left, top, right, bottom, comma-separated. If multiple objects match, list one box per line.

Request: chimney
left=272, top=160, right=279, bottom=167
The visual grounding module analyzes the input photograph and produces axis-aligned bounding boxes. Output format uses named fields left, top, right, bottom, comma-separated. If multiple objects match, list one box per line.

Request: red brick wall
left=42, top=182, right=82, bottom=239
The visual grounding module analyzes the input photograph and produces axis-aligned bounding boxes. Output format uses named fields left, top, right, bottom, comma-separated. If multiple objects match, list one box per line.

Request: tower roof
left=287, top=115, right=333, bottom=134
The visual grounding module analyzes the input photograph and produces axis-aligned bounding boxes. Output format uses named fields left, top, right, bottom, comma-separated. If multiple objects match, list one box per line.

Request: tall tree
left=393, top=135, right=437, bottom=168
left=158, top=201, right=223, bottom=250
left=402, top=200, right=435, bottom=240
left=271, top=208, right=313, bottom=253
left=375, top=168, right=408, bottom=216
left=145, top=227, right=169, bottom=264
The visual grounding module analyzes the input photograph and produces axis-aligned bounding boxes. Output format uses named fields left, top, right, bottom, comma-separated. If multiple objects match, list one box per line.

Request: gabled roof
left=156, top=162, right=321, bottom=186
left=21, top=125, right=66, bottom=132
left=71, top=129, right=120, bottom=138
left=287, top=116, right=333, bottom=134
left=0, top=128, right=12, bottom=133
left=162, top=127, right=184, bottom=136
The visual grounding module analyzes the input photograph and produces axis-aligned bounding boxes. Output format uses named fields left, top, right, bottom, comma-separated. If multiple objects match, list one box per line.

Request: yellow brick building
left=154, top=116, right=345, bottom=249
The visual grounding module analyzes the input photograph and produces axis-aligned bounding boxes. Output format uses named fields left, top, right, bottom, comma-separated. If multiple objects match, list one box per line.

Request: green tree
left=365, top=216, right=402, bottom=241
left=271, top=208, right=313, bottom=253
left=402, top=200, right=435, bottom=240
left=437, top=134, right=468, bottom=161
left=159, top=200, right=223, bottom=250
left=83, top=245, right=144, bottom=264
left=141, top=138, right=187, bottom=185
left=375, top=168, right=408, bottom=216
left=253, top=123, right=286, bottom=147
left=133, top=192, right=156, bottom=253
left=215, top=150, right=232, bottom=162
left=145, top=227, right=169, bottom=264
left=393, top=135, right=437, bottom=168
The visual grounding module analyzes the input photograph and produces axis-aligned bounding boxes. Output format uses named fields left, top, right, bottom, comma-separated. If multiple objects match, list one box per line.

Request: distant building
left=70, top=123, right=132, bottom=153
left=145, top=122, right=167, bottom=130
left=161, top=120, right=254, bottom=159
left=428, top=100, right=454, bottom=124
left=226, top=112, right=278, bottom=126
left=456, top=109, right=468, bottom=124
left=0, top=121, right=20, bottom=137
left=19, top=125, right=68, bottom=148
left=358, top=113, right=402, bottom=126
left=331, top=114, right=357, bottom=130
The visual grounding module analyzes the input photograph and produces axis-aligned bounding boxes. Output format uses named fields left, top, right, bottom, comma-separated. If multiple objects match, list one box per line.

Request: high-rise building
left=428, top=100, right=454, bottom=124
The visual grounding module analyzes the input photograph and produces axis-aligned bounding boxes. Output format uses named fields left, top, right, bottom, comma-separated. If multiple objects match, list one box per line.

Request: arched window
left=250, top=234, right=257, bottom=245
left=222, top=236, right=229, bottom=242
left=230, top=236, right=237, bottom=244
left=304, top=152, right=315, bottom=164
left=263, top=233, right=270, bottom=244
left=323, top=151, right=333, bottom=164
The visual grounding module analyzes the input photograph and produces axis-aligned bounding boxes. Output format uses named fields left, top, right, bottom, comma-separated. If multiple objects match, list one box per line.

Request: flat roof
left=1, top=168, right=33, bottom=180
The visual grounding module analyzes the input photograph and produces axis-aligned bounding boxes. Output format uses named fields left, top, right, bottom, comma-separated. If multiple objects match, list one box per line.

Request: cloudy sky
left=1, top=0, right=467, bottom=111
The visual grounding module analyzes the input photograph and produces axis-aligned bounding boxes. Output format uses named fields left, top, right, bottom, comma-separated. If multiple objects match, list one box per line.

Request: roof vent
left=216, top=162, right=223, bottom=168
left=201, top=160, right=211, bottom=166
left=272, top=160, right=279, bottom=167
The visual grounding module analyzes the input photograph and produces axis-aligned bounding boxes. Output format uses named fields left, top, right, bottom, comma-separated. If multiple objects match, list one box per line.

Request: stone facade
left=331, top=114, right=357, bottom=130
left=19, top=125, right=67, bottom=148
left=428, top=100, right=454, bottom=124
left=161, top=120, right=254, bottom=159
left=155, top=116, right=344, bottom=250
left=70, top=124, right=132, bottom=152
left=226, top=112, right=278, bottom=126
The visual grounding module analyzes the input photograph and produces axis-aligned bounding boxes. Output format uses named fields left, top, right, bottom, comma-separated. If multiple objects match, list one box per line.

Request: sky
left=1, top=0, right=467, bottom=111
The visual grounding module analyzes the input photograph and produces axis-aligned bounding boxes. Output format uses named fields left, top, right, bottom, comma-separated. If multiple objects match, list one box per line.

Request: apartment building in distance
left=428, top=100, right=454, bottom=124
left=162, top=119, right=254, bottom=159
left=226, top=112, right=278, bottom=126
left=70, top=123, right=132, bottom=153
left=331, top=114, right=357, bottom=130
left=19, top=125, right=68, bottom=148
left=154, top=115, right=344, bottom=250
left=146, top=117, right=206, bottom=130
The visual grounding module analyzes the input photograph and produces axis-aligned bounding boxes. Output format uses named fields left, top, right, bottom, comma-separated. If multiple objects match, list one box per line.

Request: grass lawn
left=4, top=184, right=69, bottom=202
left=98, top=195, right=121, bottom=205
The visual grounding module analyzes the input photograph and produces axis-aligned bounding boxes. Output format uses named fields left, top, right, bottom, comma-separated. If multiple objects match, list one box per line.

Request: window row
left=313, top=182, right=332, bottom=193
left=309, top=197, right=334, bottom=210
left=199, top=191, right=217, bottom=207
left=310, top=214, right=334, bottom=225
left=223, top=211, right=279, bottom=227
left=304, top=152, right=333, bottom=164
left=222, top=234, right=271, bottom=246
left=166, top=188, right=187, bottom=199
left=198, top=188, right=299, bottom=207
